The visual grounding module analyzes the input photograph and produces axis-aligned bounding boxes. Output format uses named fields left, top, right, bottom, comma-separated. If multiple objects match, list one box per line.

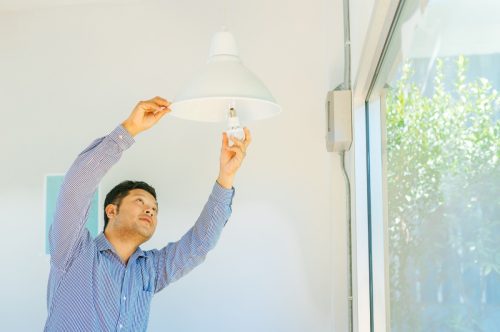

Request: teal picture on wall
left=45, top=175, right=99, bottom=254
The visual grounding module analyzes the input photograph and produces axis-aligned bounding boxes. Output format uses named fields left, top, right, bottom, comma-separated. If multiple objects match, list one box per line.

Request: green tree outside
left=386, top=56, right=500, bottom=331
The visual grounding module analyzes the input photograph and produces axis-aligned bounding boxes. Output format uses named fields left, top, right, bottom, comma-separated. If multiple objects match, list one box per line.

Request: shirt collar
left=95, top=232, right=145, bottom=258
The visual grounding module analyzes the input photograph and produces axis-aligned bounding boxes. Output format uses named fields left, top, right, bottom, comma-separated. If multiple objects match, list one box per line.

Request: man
left=44, top=96, right=251, bottom=331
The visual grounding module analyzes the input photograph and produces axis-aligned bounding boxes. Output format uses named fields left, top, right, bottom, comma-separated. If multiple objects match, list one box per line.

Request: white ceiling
left=0, top=0, right=140, bottom=12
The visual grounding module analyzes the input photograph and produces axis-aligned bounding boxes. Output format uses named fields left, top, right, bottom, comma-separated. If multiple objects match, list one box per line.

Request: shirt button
left=119, top=324, right=123, bottom=329
left=119, top=135, right=123, bottom=139
left=123, top=296, right=126, bottom=301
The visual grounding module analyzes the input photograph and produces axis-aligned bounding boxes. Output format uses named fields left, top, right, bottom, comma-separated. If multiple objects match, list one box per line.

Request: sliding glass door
left=366, top=0, right=500, bottom=330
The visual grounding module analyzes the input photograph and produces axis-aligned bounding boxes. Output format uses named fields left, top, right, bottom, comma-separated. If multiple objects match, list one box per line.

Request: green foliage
left=386, top=56, right=500, bottom=331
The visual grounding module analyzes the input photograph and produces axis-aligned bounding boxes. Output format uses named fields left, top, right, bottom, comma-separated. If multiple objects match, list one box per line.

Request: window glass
left=370, top=0, right=500, bottom=330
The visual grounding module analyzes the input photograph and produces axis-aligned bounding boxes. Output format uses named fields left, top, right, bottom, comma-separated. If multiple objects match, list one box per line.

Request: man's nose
left=144, top=207, right=154, bottom=216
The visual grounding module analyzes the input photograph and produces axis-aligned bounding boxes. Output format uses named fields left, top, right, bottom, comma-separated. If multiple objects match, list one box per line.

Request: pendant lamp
left=170, top=28, right=281, bottom=139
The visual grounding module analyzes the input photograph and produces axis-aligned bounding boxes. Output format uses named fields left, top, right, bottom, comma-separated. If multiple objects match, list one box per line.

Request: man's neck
left=104, top=230, right=141, bottom=265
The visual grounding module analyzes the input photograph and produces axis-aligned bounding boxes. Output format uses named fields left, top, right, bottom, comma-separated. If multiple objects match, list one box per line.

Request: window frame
left=351, top=0, right=409, bottom=331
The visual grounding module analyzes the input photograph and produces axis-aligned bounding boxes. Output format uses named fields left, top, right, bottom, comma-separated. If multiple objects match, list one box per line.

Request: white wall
left=0, top=0, right=362, bottom=331
left=350, top=0, right=376, bottom=86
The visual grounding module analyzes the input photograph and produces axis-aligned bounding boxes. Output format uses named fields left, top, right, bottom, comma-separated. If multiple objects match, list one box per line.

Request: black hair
left=103, top=180, right=157, bottom=230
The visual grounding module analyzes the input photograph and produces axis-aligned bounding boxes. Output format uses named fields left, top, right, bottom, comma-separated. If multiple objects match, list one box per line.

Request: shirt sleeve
left=49, top=125, right=134, bottom=272
left=152, top=182, right=235, bottom=292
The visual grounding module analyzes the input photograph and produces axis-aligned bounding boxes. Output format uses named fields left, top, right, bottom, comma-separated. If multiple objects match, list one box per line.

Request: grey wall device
left=325, top=89, right=353, bottom=152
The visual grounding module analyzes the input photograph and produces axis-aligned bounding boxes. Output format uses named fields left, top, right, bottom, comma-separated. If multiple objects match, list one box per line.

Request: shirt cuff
left=211, top=181, right=235, bottom=204
left=110, top=124, right=135, bottom=150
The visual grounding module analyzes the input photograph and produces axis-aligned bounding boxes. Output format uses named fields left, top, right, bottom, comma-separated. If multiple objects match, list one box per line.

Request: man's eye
left=137, top=198, right=144, bottom=204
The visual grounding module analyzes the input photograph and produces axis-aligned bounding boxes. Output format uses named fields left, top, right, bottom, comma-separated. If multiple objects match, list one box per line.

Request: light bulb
left=226, top=107, right=245, bottom=145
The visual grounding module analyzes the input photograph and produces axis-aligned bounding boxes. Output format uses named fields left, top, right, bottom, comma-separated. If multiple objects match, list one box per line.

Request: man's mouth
left=139, top=217, right=152, bottom=224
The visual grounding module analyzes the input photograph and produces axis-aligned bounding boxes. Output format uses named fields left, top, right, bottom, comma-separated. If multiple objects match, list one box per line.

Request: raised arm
left=49, top=97, right=171, bottom=271
left=153, top=127, right=252, bottom=291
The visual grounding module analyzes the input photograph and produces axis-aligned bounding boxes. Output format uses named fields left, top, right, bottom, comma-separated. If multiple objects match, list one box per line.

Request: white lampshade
left=170, top=29, right=281, bottom=123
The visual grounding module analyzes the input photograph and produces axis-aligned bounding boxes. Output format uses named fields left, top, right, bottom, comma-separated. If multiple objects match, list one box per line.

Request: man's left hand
left=217, top=128, right=252, bottom=189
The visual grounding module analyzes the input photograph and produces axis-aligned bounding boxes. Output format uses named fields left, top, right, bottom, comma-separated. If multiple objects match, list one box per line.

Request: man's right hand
left=122, top=96, right=171, bottom=137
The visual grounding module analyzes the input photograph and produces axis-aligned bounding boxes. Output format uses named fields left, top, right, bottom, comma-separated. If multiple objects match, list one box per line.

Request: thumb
left=222, top=132, right=229, bottom=149
left=155, top=107, right=170, bottom=121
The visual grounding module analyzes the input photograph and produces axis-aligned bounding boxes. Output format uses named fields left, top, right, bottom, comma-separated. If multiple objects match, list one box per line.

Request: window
left=366, top=0, right=500, bottom=330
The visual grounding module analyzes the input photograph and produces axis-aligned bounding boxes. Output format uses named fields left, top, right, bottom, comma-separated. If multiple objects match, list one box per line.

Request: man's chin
left=137, top=229, right=154, bottom=241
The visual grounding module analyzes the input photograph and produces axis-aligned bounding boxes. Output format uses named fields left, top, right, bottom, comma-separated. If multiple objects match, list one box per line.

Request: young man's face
left=108, top=189, right=159, bottom=241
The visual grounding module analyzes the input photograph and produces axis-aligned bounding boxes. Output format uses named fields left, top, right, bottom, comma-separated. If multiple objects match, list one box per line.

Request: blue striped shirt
left=44, top=125, right=234, bottom=331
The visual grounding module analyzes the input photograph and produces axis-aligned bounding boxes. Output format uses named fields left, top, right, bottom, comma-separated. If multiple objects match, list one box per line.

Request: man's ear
left=105, top=204, right=118, bottom=220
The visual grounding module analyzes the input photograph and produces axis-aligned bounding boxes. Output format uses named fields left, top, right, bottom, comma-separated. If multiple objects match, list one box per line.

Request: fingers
left=227, top=136, right=246, bottom=156
left=139, top=102, right=162, bottom=114
left=151, top=96, right=170, bottom=107
left=124, top=97, right=171, bottom=136
left=140, top=101, right=169, bottom=113
left=221, top=132, right=229, bottom=149
left=229, top=136, right=245, bottom=149
left=225, top=144, right=246, bottom=160
left=154, top=107, right=170, bottom=120
left=229, top=135, right=249, bottom=153
left=224, top=128, right=251, bottom=159
left=243, top=127, right=252, bottom=148
left=138, top=97, right=171, bottom=113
